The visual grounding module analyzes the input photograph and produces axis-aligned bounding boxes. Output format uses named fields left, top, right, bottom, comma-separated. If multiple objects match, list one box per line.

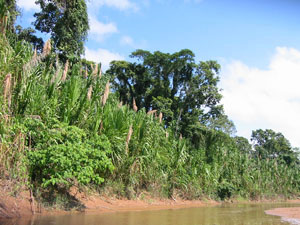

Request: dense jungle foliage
left=0, top=0, right=299, bottom=206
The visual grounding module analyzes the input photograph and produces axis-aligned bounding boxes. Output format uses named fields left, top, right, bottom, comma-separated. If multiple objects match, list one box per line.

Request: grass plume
left=61, top=60, right=69, bottom=82
left=159, top=112, right=163, bottom=123
left=42, top=39, right=51, bottom=57
left=133, top=98, right=138, bottom=112
left=87, top=86, right=93, bottom=100
left=147, top=109, right=157, bottom=115
left=125, top=125, right=133, bottom=155
left=102, top=81, right=110, bottom=106
left=3, top=73, right=11, bottom=107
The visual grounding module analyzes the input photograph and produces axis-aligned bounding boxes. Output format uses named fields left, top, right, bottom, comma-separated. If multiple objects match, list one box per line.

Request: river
left=1, top=203, right=299, bottom=225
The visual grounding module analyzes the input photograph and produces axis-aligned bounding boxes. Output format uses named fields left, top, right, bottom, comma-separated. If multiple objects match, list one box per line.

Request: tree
left=206, top=113, right=236, bottom=136
left=15, top=25, right=44, bottom=51
left=107, top=49, right=224, bottom=136
left=251, top=129, right=298, bottom=165
left=34, top=0, right=89, bottom=60
left=234, top=136, right=252, bottom=154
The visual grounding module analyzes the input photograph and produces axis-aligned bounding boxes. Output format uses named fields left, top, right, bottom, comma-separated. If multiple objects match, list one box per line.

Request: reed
left=61, top=60, right=69, bottom=82
left=125, top=125, right=133, bottom=155
left=33, top=47, right=37, bottom=60
left=147, top=109, right=157, bottom=115
left=87, top=86, right=93, bottom=100
left=133, top=98, right=138, bottom=112
left=99, top=66, right=102, bottom=79
left=3, top=73, right=11, bottom=107
left=93, top=63, right=98, bottom=76
left=118, top=101, right=123, bottom=108
left=84, top=68, right=88, bottom=78
left=42, top=39, right=51, bottom=57
left=102, top=81, right=110, bottom=105
left=159, top=112, right=163, bottom=123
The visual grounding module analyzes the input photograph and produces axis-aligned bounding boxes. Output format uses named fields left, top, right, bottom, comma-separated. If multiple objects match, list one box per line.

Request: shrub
left=27, top=119, right=114, bottom=189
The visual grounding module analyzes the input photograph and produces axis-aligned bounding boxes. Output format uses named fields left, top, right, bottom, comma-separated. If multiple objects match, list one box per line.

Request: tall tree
left=34, top=0, right=89, bottom=60
left=234, top=136, right=252, bottom=154
left=107, top=49, right=225, bottom=136
left=15, top=25, right=44, bottom=51
left=251, top=129, right=298, bottom=165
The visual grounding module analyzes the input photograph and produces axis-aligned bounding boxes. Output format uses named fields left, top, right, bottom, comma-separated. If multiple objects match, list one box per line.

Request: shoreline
left=0, top=190, right=220, bottom=218
left=265, top=206, right=300, bottom=223
left=1, top=185, right=299, bottom=219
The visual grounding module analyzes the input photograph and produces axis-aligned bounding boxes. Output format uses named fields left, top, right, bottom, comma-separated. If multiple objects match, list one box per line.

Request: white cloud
left=89, top=17, right=118, bottom=42
left=120, top=35, right=148, bottom=49
left=17, top=0, right=39, bottom=11
left=87, top=0, right=138, bottom=11
left=120, top=35, right=134, bottom=46
left=220, top=47, right=300, bottom=147
left=84, top=47, right=124, bottom=71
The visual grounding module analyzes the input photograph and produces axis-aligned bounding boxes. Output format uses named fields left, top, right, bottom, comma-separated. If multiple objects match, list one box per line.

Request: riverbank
left=265, top=206, right=300, bottom=223
left=1, top=182, right=300, bottom=219
left=0, top=190, right=218, bottom=218
left=0, top=182, right=221, bottom=218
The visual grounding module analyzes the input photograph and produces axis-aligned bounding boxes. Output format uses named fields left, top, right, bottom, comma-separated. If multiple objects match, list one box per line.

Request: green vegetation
left=0, top=0, right=299, bottom=209
left=34, top=0, right=89, bottom=60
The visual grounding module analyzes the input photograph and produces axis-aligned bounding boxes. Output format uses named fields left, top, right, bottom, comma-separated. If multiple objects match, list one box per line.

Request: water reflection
left=1, top=203, right=299, bottom=225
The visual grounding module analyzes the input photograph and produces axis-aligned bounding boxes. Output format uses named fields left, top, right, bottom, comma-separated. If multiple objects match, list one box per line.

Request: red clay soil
left=81, top=196, right=218, bottom=214
left=265, top=206, right=300, bottom=221
left=0, top=182, right=33, bottom=218
left=1, top=182, right=299, bottom=220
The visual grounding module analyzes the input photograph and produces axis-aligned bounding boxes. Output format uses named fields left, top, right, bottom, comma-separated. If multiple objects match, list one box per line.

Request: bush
left=27, top=119, right=114, bottom=189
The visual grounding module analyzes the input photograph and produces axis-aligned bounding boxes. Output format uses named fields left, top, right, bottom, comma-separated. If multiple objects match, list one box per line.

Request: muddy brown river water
left=1, top=203, right=300, bottom=225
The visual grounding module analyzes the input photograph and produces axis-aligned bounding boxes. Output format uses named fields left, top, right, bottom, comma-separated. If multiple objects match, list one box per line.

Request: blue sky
left=16, top=0, right=300, bottom=147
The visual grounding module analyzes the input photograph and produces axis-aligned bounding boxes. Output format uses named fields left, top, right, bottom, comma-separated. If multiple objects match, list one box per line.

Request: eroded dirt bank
left=0, top=183, right=219, bottom=218
left=1, top=182, right=300, bottom=219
